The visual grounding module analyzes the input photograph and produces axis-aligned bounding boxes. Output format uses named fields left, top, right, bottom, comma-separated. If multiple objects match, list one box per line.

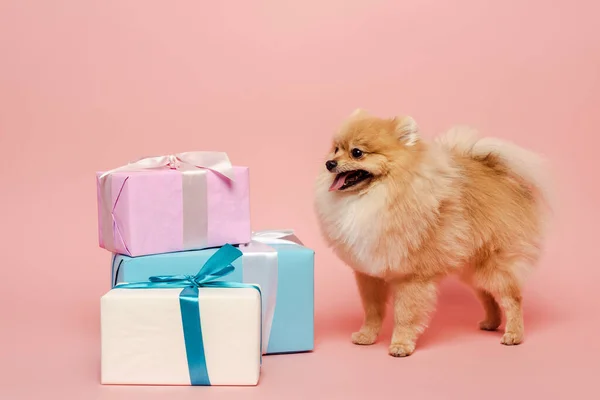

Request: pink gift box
left=96, top=153, right=251, bottom=257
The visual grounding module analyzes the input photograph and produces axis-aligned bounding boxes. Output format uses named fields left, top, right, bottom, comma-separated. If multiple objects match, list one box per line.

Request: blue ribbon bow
left=115, top=244, right=261, bottom=386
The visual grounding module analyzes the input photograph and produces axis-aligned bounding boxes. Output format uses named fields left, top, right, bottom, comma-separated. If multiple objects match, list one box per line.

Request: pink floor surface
left=3, top=225, right=599, bottom=399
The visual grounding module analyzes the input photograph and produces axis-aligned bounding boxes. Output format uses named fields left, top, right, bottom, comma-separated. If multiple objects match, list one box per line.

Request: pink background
left=1, top=1, right=599, bottom=399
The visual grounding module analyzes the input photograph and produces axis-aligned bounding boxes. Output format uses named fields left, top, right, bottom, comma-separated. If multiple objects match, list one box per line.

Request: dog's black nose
left=325, top=160, right=337, bottom=171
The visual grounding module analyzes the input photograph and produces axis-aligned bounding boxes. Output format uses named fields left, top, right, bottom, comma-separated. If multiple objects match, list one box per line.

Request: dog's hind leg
left=472, top=254, right=530, bottom=346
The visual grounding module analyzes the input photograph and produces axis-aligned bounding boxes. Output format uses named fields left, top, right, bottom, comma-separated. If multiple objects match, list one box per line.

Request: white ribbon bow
left=99, top=151, right=235, bottom=181
left=252, top=229, right=304, bottom=246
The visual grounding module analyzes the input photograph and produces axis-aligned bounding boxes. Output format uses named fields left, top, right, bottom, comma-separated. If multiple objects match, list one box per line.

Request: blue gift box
left=111, top=230, right=314, bottom=355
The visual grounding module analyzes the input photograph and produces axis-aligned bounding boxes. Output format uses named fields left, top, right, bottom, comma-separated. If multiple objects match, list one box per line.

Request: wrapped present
left=96, top=152, right=251, bottom=257
left=101, top=244, right=262, bottom=386
left=112, top=230, right=314, bottom=355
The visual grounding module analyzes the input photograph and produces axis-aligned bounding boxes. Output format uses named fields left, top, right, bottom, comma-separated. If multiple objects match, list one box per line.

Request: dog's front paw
left=351, top=330, right=378, bottom=345
left=501, top=331, right=523, bottom=346
left=388, top=342, right=415, bottom=357
left=479, top=318, right=501, bottom=331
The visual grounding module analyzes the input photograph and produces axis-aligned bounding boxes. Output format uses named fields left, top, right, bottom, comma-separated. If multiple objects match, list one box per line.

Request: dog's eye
left=351, top=148, right=363, bottom=158
left=334, top=147, right=339, bottom=154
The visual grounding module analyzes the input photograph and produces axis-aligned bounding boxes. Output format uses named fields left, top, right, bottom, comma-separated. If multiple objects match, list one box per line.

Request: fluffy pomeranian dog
left=314, top=109, right=551, bottom=357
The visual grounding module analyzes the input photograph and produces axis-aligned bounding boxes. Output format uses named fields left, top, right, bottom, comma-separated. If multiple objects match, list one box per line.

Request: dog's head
left=321, top=109, right=422, bottom=193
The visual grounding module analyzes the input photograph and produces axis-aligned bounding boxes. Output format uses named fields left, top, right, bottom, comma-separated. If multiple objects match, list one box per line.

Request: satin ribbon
left=251, top=229, right=304, bottom=246
left=111, top=242, right=279, bottom=355
left=99, top=151, right=236, bottom=181
left=111, top=230, right=302, bottom=356
left=98, top=151, right=236, bottom=255
left=115, top=244, right=261, bottom=386
left=245, top=229, right=303, bottom=352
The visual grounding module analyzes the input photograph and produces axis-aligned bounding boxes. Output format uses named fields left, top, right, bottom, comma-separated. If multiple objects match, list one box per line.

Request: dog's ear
left=350, top=108, right=369, bottom=119
left=394, top=116, right=420, bottom=146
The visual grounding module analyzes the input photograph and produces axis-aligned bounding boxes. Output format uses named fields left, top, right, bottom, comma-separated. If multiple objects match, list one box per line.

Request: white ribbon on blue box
left=112, top=230, right=314, bottom=355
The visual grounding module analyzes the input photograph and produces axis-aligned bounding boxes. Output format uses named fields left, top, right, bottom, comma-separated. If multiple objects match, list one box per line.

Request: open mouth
left=329, top=170, right=373, bottom=191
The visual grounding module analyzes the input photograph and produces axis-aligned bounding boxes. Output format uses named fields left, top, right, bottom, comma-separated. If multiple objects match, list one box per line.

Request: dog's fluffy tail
left=436, top=126, right=553, bottom=209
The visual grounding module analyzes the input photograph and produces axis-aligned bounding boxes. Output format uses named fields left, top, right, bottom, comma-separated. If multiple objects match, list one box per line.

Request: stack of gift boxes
left=96, top=152, right=314, bottom=386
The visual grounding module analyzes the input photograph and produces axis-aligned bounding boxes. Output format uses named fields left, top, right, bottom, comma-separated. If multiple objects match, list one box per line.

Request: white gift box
left=101, top=287, right=261, bottom=386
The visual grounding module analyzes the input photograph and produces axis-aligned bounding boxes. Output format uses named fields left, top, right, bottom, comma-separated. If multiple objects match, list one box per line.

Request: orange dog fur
left=313, top=109, right=551, bottom=357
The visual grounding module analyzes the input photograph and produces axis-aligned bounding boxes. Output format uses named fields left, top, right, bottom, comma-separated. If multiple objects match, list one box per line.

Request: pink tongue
left=329, top=173, right=348, bottom=191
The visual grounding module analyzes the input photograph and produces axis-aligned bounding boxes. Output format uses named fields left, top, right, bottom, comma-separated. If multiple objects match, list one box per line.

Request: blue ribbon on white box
left=114, top=244, right=261, bottom=386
